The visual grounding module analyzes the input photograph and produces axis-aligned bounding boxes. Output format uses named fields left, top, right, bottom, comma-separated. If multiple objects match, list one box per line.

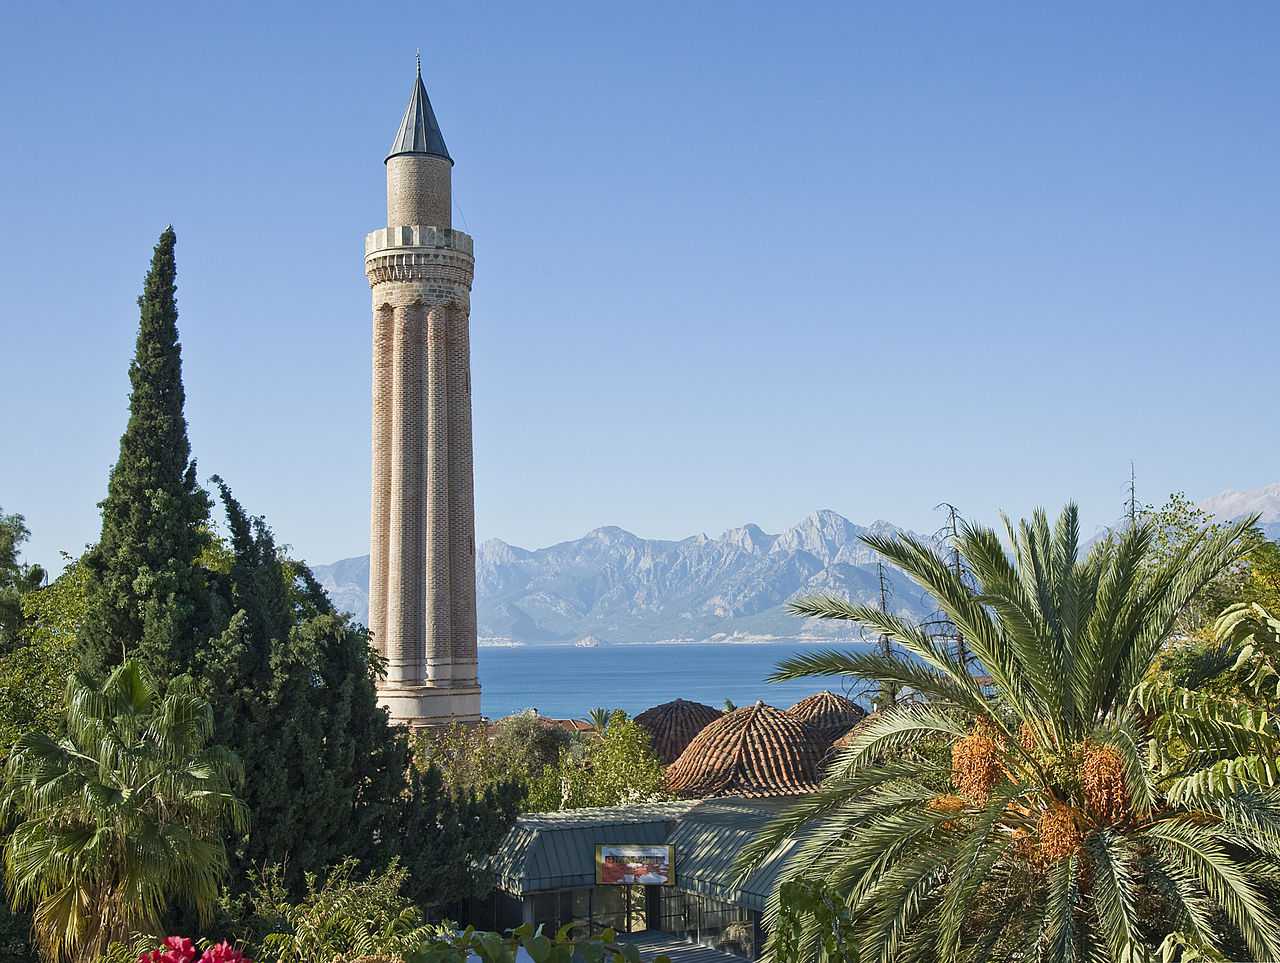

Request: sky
left=2, top=1, right=1278, bottom=576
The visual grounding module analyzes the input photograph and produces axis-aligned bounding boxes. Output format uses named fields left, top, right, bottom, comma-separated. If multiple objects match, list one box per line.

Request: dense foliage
left=555, top=711, right=667, bottom=810
left=1138, top=601, right=1280, bottom=802
left=416, top=713, right=572, bottom=808
left=0, top=556, right=84, bottom=753
left=111, top=917, right=669, bottom=963
left=744, top=505, right=1280, bottom=962
left=2, top=661, right=245, bottom=962
left=197, top=479, right=413, bottom=891
left=217, top=859, right=444, bottom=962
left=416, top=709, right=667, bottom=813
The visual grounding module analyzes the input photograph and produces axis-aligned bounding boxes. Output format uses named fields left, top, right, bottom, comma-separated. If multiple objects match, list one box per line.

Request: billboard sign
left=595, top=844, right=675, bottom=886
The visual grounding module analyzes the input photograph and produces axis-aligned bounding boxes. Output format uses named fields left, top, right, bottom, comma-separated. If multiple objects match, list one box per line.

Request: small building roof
left=668, top=797, right=800, bottom=912
left=490, top=801, right=696, bottom=895
left=665, top=701, right=822, bottom=799
left=387, top=57, right=452, bottom=163
left=489, top=797, right=798, bottom=913
left=635, top=699, right=724, bottom=765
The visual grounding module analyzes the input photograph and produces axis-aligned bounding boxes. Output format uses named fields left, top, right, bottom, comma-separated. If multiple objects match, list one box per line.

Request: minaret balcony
left=364, top=225, right=474, bottom=290
left=365, top=225, right=473, bottom=258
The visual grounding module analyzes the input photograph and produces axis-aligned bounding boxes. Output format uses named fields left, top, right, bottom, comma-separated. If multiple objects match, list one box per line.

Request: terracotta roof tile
left=665, top=701, right=821, bottom=798
left=634, top=698, right=724, bottom=765
left=786, top=690, right=867, bottom=749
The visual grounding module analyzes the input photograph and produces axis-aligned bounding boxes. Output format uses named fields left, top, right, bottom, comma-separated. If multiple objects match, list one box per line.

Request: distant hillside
left=312, top=510, right=938, bottom=643
left=1201, top=483, right=1280, bottom=540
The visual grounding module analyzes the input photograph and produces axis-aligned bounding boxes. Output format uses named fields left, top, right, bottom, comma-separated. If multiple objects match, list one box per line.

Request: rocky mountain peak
left=720, top=523, right=776, bottom=554
left=770, top=509, right=867, bottom=564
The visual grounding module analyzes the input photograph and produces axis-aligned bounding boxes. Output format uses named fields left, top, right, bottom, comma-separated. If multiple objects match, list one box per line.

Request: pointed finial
left=416, top=49, right=422, bottom=77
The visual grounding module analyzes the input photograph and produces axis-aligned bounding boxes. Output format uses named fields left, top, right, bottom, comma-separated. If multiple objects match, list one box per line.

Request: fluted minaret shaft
left=424, top=306, right=453, bottom=681
left=369, top=305, right=394, bottom=662
left=365, top=59, right=479, bottom=727
left=384, top=302, right=426, bottom=683
left=447, top=306, right=479, bottom=683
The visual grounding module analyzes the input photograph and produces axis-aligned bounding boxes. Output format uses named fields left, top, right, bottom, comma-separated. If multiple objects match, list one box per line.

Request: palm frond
left=1146, top=817, right=1280, bottom=960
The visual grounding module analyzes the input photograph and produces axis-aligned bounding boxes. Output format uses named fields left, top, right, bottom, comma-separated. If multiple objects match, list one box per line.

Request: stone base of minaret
left=379, top=684, right=481, bottom=728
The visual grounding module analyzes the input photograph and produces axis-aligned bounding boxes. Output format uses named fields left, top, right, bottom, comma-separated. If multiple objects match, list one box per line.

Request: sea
left=477, top=640, right=873, bottom=719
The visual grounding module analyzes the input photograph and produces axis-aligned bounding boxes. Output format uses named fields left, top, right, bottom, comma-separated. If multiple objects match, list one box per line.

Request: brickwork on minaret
left=368, top=303, right=393, bottom=675
left=446, top=306, right=479, bottom=683
left=366, top=62, right=480, bottom=726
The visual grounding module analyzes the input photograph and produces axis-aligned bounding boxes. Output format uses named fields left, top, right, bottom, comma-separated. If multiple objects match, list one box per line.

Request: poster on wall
left=595, top=844, right=675, bottom=886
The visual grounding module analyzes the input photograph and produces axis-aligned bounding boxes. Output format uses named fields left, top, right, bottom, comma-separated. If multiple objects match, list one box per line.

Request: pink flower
left=138, top=937, right=198, bottom=963
left=200, top=942, right=252, bottom=963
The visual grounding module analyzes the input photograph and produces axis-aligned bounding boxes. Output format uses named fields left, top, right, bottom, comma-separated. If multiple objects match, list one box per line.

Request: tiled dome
left=665, top=701, right=822, bottom=798
left=787, top=691, right=867, bottom=748
left=833, top=710, right=878, bottom=751
left=634, top=698, right=724, bottom=765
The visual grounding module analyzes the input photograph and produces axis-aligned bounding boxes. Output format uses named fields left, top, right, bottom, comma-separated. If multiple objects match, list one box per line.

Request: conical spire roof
left=665, top=701, right=821, bottom=799
left=634, top=698, right=723, bottom=765
left=387, top=55, right=452, bottom=164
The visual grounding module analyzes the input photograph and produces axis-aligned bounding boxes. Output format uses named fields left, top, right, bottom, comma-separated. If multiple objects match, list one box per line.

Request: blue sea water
left=478, top=641, right=873, bottom=719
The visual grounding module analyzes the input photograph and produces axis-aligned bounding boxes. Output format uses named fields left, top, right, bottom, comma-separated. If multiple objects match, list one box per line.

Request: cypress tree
left=80, top=227, right=212, bottom=677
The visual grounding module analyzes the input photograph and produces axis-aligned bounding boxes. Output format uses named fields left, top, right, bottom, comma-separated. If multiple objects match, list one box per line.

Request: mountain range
left=312, top=510, right=939, bottom=644
left=311, top=482, right=1280, bottom=645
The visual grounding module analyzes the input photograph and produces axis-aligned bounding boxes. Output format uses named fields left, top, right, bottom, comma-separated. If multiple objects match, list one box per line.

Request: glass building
left=475, top=798, right=799, bottom=961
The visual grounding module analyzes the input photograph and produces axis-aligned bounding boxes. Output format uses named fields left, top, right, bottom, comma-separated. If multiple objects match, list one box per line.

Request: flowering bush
left=138, top=938, right=251, bottom=963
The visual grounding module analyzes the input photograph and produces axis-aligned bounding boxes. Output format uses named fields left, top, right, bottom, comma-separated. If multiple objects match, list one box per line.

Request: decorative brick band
left=365, top=252, right=474, bottom=290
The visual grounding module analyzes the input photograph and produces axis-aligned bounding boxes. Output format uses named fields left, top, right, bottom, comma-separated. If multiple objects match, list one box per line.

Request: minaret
left=366, top=56, right=480, bottom=726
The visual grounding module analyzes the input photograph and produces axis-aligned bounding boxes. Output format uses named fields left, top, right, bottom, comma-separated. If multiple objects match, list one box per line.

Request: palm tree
left=585, top=707, right=616, bottom=735
left=2, top=660, right=245, bottom=962
left=739, top=504, right=1280, bottom=962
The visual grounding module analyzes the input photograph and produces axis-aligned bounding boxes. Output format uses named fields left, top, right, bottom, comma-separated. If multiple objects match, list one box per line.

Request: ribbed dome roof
left=665, top=701, right=821, bottom=798
left=634, top=698, right=723, bottom=765
left=833, top=710, right=879, bottom=750
left=787, top=691, right=867, bottom=747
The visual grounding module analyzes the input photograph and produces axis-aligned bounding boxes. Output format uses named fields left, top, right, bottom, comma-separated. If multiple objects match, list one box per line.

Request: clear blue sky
left=3, top=1, right=1278, bottom=575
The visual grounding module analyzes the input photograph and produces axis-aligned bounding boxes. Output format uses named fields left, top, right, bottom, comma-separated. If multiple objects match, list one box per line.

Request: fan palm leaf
left=2, top=660, right=244, bottom=963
